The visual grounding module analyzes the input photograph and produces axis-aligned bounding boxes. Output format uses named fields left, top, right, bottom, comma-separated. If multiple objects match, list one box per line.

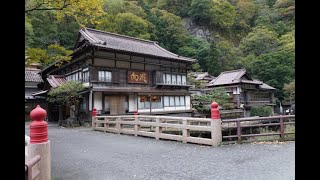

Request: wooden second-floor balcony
left=231, top=92, right=274, bottom=107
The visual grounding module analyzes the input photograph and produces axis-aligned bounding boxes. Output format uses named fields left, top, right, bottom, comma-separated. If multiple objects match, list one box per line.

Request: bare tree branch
left=25, top=0, right=71, bottom=13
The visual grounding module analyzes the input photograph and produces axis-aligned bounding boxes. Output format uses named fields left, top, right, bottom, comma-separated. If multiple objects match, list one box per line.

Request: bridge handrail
left=93, top=115, right=219, bottom=146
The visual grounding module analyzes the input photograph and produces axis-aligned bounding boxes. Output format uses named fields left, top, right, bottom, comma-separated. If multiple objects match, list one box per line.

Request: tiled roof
left=207, top=69, right=275, bottom=90
left=207, top=69, right=248, bottom=86
left=259, top=83, right=276, bottom=90
left=195, top=72, right=215, bottom=81
left=79, top=28, right=196, bottom=62
left=25, top=68, right=43, bottom=83
left=47, top=75, right=67, bottom=88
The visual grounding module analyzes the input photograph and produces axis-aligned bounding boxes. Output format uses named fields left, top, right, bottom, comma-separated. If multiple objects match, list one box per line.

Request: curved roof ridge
left=153, top=43, right=195, bottom=61
left=85, top=27, right=155, bottom=44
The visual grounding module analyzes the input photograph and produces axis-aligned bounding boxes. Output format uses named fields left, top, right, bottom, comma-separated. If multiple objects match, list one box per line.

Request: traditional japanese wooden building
left=40, top=28, right=196, bottom=121
left=205, top=69, right=276, bottom=117
left=25, top=63, right=47, bottom=120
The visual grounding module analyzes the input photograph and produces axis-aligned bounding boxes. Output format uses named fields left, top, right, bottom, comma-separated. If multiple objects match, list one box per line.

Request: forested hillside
left=25, top=0, right=295, bottom=102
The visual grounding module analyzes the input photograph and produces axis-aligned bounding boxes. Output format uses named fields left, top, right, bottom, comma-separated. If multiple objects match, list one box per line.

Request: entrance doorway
left=105, top=95, right=128, bottom=115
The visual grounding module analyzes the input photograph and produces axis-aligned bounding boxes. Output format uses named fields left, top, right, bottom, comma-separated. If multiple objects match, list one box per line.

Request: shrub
left=250, top=106, right=273, bottom=117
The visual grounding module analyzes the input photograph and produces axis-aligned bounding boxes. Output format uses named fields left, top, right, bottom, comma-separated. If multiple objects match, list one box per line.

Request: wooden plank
left=120, top=129, right=135, bottom=135
left=222, top=115, right=295, bottom=122
left=105, top=128, right=119, bottom=134
left=94, top=127, right=105, bottom=131
left=158, top=123, right=211, bottom=131
left=241, top=123, right=280, bottom=128
left=159, top=133, right=183, bottom=141
left=241, top=133, right=280, bottom=137
left=223, top=135, right=238, bottom=138
left=185, top=125, right=211, bottom=131
left=136, top=131, right=156, bottom=138
left=186, top=137, right=212, bottom=145
left=139, top=121, right=157, bottom=126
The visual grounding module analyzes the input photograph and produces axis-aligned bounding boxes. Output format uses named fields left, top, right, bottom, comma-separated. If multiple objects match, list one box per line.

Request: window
left=169, top=96, right=175, bottom=106
left=166, top=74, right=171, bottom=84
left=138, top=96, right=150, bottom=109
left=82, top=71, right=89, bottom=82
left=180, top=96, right=185, bottom=106
left=181, top=75, right=186, bottom=85
left=99, top=71, right=112, bottom=82
left=163, top=73, right=186, bottom=85
left=163, top=96, right=186, bottom=107
left=164, top=96, right=169, bottom=107
left=177, top=75, right=182, bottom=85
left=172, top=74, right=177, bottom=84
left=175, top=96, right=180, bottom=106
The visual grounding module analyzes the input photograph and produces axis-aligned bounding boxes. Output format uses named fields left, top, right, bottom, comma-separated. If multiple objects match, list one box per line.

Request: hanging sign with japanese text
left=128, top=71, right=149, bottom=84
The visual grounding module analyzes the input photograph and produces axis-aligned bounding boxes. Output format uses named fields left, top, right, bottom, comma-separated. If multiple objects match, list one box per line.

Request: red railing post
left=28, top=105, right=51, bottom=180
left=30, top=105, right=48, bottom=144
left=211, top=101, right=220, bottom=120
left=92, top=108, right=97, bottom=129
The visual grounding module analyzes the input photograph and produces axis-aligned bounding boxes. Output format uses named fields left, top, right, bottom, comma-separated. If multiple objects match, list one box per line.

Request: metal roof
left=46, top=75, right=67, bottom=88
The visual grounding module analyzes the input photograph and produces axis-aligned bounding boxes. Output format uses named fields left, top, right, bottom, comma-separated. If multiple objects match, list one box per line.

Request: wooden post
left=182, top=119, right=189, bottom=143
left=116, top=117, right=121, bottom=134
left=134, top=113, right=139, bottom=136
left=211, top=102, right=222, bottom=146
left=280, top=116, right=284, bottom=141
left=237, top=119, right=241, bottom=143
left=155, top=117, right=160, bottom=140
left=104, top=117, right=107, bottom=133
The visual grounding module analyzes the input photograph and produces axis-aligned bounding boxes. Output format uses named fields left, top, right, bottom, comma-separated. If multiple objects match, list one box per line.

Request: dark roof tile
left=25, top=68, right=43, bottom=83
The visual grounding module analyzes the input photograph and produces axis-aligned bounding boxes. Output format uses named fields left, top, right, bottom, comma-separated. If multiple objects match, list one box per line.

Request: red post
left=30, top=105, right=48, bottom=144
left=134, top=110, right=138, bottom=117
left=211, top=101, right=220, bottom=120
left=92, top=108, right=97, bottom=117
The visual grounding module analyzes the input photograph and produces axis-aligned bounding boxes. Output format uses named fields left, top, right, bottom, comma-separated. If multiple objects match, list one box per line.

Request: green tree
left=250, top=50, right=295, bottom=100
left=210, top=0, right=237, bottom=28
left=189, top=0, right=213, bottom=26
left=47, top=81, right=86, bottom=122
left=102, top=0, right=124, bottom=15
left=25, top=16, right=35, bottom=49
left=97, top=13, right=151, bottom=39
left=150, top=9, right=188, bottom=52
left=26, top=44, right=73, bottom=68
left=156, top=0, right=192, bottom=17
left=239, top=27, right=280, bottom=56
left=192, top=87, right=234, bottom=113
left=283, top=80, right=295, bottom=104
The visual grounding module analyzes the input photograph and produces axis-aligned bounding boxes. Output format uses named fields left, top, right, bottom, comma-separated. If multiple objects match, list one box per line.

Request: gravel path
left=26, top=123, right=295, bottom=180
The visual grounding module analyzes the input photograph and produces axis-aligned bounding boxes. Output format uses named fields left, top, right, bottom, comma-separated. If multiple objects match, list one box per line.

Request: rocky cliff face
left=182, top=17, right=212, bottom=42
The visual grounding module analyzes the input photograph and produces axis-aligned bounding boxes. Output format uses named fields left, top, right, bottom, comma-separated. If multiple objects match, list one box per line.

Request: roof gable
left=25, top=68, right=43, bottom=83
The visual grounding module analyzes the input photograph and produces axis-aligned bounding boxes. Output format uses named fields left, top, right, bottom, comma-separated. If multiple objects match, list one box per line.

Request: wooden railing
left=221, top=115, right=295, bottom=143
left=25, top=155, right=41, bottom=180
left=92, top=115, right=219, bottom=146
